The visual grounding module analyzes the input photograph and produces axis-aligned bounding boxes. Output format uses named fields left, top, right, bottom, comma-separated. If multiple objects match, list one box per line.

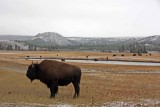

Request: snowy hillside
left=32, top=32, right=72, bottom=46
left=138, top=35, right=160, bottom=45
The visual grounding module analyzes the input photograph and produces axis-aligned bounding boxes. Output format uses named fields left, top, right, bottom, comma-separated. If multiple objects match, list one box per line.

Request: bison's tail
left=78, top=69, right=81, bottom=84
left=74, top=68, right=81, bottom=84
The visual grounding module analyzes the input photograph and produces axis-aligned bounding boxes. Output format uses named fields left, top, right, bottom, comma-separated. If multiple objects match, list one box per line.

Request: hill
left=30, top=32, right=72, bottom=46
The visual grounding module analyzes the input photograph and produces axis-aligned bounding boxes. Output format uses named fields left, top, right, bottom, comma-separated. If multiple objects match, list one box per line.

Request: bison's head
left=26, top=64, right=39, bottom=82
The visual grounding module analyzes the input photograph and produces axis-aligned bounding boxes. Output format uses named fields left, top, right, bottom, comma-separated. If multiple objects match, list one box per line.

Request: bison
left=26, top=60, right=81, bottom=98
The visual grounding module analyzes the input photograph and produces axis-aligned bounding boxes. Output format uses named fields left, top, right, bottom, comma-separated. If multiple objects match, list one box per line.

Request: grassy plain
left=0, top=51, right=160, bottom=106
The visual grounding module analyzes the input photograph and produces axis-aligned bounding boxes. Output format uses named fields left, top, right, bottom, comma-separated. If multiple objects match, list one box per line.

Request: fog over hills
left=0, top=35, right=32, bottom=40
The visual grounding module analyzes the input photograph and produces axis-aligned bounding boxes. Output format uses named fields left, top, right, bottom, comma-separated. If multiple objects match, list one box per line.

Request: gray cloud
left=0, top=0, right=160, bottom=37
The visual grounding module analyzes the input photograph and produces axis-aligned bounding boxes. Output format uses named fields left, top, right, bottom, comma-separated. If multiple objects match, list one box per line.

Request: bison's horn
left=32, top=61, right=34, bottom=68
left=32, top=64, right=34, bottom=68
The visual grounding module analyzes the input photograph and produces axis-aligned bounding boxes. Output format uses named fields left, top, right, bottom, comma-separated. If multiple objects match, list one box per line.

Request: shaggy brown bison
left=26, top=60, right=81, bottom=98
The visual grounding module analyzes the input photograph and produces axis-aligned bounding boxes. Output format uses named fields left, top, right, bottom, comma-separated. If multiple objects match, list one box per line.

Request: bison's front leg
left=50, top=84, right=58, bottom=98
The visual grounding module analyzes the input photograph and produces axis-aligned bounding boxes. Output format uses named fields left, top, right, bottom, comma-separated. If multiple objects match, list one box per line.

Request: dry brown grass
left=1, top=68, right=160, bottom=106
left=0, top=51, right=160, bottom=106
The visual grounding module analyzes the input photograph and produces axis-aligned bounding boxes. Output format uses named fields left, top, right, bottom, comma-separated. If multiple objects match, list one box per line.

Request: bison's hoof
left=50, top=96, right=55, bottom=98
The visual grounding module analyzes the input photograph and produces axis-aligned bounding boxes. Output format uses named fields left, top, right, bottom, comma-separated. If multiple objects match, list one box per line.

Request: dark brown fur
left=26, top=60, right=81, bottom=98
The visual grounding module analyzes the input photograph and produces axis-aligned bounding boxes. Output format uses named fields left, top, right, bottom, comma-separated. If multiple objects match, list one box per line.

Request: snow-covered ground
left=1, top=99, right=160, bottom=107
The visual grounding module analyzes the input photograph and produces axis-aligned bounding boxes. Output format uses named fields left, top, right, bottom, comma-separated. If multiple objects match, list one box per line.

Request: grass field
left=0, top=51, right=160, bottom=106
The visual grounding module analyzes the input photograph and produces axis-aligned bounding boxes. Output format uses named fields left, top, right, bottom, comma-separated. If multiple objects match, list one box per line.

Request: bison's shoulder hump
left=39, top=60, right=81, bottom=72
left=40, top=60, right=62, bottom=66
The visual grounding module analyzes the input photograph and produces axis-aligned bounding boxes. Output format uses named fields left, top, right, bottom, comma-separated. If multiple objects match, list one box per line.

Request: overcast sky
left=0, top=0, right=160, bottom=37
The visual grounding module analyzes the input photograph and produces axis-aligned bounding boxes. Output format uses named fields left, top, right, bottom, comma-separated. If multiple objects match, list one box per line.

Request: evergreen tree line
left=0, top=42, right=160, bottom=52
left=119, top=43, right=148, bottom=53
left=0, top=44, right=21, bottom=50
left=0, top=44, right=37, bottom=51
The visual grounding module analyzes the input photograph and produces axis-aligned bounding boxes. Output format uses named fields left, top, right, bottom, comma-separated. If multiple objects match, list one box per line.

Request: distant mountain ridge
left=0, top=32, right=160, bottom=51
left=28, top=32, right=139, bottom=46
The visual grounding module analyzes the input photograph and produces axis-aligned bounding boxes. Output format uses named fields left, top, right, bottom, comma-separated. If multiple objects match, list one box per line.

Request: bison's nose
left=26, top=71, right=30, bottom=78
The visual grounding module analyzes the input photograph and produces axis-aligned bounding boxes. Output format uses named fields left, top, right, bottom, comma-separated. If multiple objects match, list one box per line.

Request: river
left=27, top=58, right=160, bottom=66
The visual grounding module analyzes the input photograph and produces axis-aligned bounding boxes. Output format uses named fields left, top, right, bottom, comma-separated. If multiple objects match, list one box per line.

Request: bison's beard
left=26, top=72, right=36, bottom=83
left=30, top=78, right=34, bottom=83
left=26, top=75, right=34, bottom=83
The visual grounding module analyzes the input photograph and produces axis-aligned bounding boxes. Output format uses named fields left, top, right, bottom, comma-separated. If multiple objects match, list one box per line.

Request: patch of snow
left=101, top=99, right=160, bottom=107
left=0, top=102, right=72, bottom=107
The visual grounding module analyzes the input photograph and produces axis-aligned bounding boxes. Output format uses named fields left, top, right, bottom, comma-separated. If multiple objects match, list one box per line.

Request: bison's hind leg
left=72, top=82, right=80, bottom=98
